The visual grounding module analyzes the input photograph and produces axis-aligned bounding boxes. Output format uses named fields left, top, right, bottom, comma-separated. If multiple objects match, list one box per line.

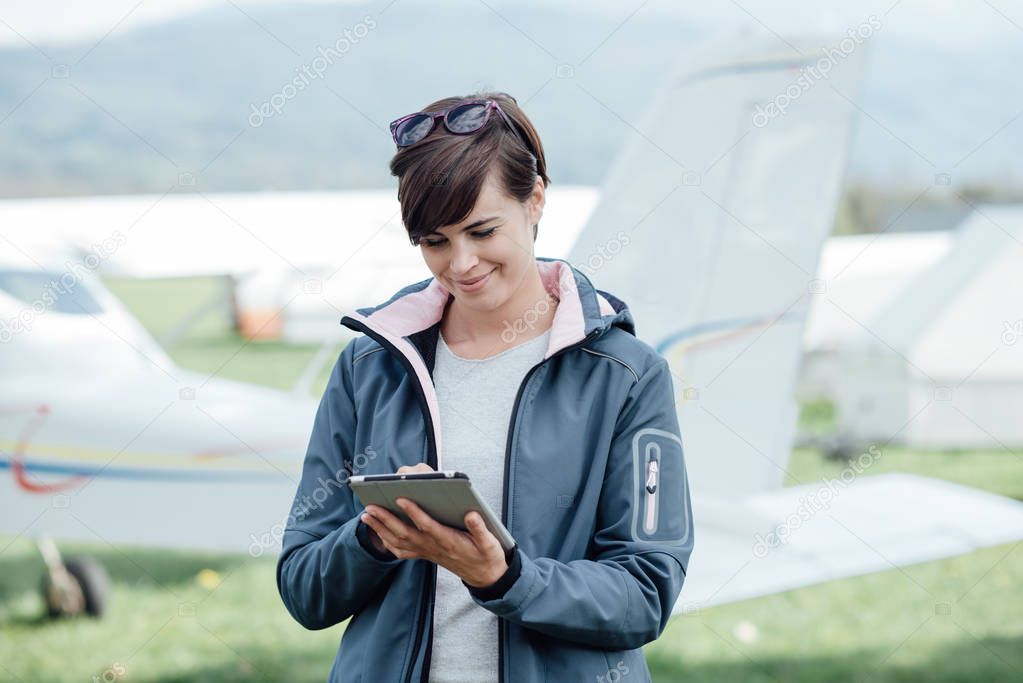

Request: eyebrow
left=426, top=216, right=499, bottom=236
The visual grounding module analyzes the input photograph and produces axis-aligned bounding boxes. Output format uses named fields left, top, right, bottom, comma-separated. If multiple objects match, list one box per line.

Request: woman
left=277, top=91, right=694, bottom=683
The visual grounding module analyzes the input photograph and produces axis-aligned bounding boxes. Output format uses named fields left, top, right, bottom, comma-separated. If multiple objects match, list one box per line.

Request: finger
left=396, top=499, right=468, bottom=559
left=366, top=510, right=436, bottom=561
left=464, top=512, right=498, bottom=550
left=368, top=505, right=437, bottom=558
left=396, top=498, right=440, bottom=534
left=362, top=512, right=408, bottom=550
left=361, top=505, right=392, bottom=526
left=366, top=506, right=420, bottom=545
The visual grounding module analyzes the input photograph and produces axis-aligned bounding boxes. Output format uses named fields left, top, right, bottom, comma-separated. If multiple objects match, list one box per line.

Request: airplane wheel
left=822, top=436, right=858, bottom=462
left=65, top=557, right=110, bottom=617
left=43, top=556, right=110, bottom=618
left=43, top=576, right=64, bottom=619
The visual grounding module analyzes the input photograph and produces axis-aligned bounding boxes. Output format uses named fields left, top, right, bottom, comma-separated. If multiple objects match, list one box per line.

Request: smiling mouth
left=456, top=268, right=494, bottom=286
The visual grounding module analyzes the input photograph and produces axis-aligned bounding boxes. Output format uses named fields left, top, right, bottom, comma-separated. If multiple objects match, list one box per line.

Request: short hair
left=388, top=91, right=550, bottom=246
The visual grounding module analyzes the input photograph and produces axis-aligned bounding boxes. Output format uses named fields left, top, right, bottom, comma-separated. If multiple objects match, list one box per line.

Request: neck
left=443, top=261, right=558, bottom=345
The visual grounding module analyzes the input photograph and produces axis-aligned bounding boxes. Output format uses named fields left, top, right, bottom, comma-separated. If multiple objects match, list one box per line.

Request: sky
left=1, top=0, right=1021, bottom=50
left=1, top=0, right=1020, bottom=188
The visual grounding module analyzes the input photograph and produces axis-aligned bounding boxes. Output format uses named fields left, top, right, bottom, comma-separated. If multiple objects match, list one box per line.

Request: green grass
left=1, top=277, right=1021, bottom=681
left=169, top=334, right=343, bottom=395
left=0, top=540, right=341, bottom=682
left=647, top=538, right=1022, bottom=682
left=104, top=275, right=343, bottom=395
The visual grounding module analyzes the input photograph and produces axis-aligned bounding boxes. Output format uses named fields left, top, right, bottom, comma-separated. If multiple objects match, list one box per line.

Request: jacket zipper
left=643, top=445, right=660, bottom=534
left=344, top=316, right=602, bottom=683
left=497, top=328, right=600, bottom=683
left=339, top=317, right=437, bottom=683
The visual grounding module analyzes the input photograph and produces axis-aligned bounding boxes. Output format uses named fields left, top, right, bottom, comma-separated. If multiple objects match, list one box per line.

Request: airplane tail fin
left=567, top=34, right=868, bottom=496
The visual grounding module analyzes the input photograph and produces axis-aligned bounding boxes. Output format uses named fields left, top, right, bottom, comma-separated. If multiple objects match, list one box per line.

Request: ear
left=529, top=175, right=546, bottom=224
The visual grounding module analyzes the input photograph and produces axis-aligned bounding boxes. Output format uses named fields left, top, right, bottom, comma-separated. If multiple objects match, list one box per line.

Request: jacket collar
left=339, top=256, right=634, bottom=469
left=345, top=256, right=632, bottom=360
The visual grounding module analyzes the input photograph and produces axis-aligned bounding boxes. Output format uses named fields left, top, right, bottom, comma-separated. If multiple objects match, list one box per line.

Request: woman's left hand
left=360, top=498, right=508, bottom=588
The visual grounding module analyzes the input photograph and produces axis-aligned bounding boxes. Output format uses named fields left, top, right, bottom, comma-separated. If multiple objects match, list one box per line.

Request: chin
left=459, top=292, right=502, bottom=311
left=460, top=287, right=508, bottom=313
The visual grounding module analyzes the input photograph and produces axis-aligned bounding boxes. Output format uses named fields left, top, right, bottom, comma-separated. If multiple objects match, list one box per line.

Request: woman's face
left=419, top=171, right=544, bottom=314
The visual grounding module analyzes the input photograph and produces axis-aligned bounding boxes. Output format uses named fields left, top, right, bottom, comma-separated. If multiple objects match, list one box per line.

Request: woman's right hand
left=363, top=464, right=436, bottom=554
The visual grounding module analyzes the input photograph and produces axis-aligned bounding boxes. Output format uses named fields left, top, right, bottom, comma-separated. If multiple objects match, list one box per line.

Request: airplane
left=0, top=232, right=318, bottom=615
left=562, top=35, right=1023, bottom=611
left=3, top=33, right=1023, bottom=623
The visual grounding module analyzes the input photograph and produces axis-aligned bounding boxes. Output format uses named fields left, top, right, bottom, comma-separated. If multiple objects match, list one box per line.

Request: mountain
left=0, top=1, right=1019, bottom=197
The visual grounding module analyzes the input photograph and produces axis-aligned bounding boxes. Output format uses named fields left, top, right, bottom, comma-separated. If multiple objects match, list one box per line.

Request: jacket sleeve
left=467, top=357, right=694, bottom=650
left=276, top=340, right=404, bottom=630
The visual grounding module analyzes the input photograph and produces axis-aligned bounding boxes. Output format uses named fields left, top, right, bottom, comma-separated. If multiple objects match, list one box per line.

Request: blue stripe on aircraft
left=654, top=312, right=802, bottom=354
left=0, top=458, right=293, bottom=482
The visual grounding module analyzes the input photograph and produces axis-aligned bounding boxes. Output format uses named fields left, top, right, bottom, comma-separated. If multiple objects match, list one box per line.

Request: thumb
left=466, top=512, right=489, bottom=543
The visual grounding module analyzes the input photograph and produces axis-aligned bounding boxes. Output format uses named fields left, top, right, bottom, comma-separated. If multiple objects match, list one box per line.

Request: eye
left=421, top=227, right=497, bottom=248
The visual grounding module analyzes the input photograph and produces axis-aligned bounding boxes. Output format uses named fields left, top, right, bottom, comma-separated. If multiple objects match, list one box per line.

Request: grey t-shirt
left=427, top=327, right=552, bottom=683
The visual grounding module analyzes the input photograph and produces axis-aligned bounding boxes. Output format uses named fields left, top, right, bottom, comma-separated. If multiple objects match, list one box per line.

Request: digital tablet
left=348, top=471, right=516, bottom=553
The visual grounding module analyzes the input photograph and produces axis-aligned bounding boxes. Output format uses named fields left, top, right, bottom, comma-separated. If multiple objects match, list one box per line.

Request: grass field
left=1, top=278, right=1021, bottom=682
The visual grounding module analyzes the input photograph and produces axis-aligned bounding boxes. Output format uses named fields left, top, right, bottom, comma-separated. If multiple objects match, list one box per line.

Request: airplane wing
left=562, top=34, right=1023, bottom=614
left=681, top=475, right=1023, bottom=612
left=0, top=240, right=315, bottom=554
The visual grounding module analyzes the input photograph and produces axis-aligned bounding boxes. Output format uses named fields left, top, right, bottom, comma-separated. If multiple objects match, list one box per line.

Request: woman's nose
left=449, top=239, right=479, bottom=274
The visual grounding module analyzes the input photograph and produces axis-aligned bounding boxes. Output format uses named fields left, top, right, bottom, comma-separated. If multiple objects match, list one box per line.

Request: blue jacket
left=277, top=257, right=694, bottom=682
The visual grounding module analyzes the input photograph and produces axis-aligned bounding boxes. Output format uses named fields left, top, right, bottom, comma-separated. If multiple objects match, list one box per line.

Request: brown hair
left=388, top=91, right=550, bottom=246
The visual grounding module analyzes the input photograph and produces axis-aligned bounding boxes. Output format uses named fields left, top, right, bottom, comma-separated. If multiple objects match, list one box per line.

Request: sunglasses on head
left=389, top=98, right=519, bottom=148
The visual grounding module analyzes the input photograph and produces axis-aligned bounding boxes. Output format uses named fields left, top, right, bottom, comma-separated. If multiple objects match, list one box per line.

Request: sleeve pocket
left=631, top=427, right=691, bottom=545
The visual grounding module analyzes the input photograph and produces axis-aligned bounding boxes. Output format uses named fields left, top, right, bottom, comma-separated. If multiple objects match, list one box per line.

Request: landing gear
left=822, top=435, right=860, bottom=462
left=38, top=537, right=110, bottom=618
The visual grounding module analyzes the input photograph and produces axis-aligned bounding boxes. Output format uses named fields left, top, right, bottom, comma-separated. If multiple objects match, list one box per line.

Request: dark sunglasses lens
left=446, top=103, right=489, bottom=133
left=395, top=114, right=434, bottom=146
